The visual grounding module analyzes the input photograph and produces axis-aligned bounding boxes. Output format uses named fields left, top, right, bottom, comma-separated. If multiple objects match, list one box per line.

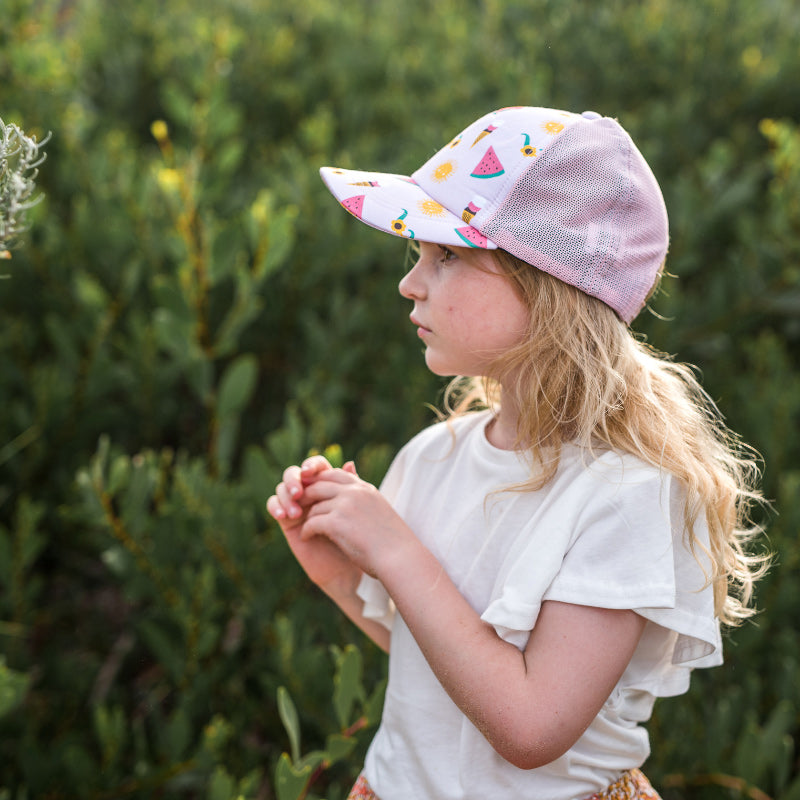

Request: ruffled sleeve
left=357, top=574, right=396, bottom=631
left=479, top=452, right=722, bottom=693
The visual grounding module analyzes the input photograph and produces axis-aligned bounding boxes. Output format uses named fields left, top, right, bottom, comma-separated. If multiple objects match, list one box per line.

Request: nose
left=399, top=257, right=425, bottom=300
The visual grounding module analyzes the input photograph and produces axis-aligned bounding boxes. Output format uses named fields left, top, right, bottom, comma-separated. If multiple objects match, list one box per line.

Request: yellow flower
left=150, top=120, right=169, bottom=143
left=157, top=168, right=181, bottom=192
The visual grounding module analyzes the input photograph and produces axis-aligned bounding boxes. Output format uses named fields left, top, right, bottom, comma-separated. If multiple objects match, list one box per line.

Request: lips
left=410, top=315, right=431, bottom=335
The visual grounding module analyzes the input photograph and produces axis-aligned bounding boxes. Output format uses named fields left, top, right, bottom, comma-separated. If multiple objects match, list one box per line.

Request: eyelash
left=439, top=246, right=457, bottom=264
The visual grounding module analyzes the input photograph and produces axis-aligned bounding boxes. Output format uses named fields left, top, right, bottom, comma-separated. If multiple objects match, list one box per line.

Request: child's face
left=399, top=242, right=529, bottom=379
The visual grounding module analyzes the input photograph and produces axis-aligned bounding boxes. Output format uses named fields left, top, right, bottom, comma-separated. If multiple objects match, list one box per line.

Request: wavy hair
left=444, top=249, right=769, bottom=626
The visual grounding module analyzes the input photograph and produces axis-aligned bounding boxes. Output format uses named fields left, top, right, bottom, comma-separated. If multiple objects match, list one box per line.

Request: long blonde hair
left=444, top=249, right=768, bottom=626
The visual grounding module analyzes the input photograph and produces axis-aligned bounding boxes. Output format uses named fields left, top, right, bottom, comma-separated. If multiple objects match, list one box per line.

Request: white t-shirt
left=357, top=410, right=722, bottom=800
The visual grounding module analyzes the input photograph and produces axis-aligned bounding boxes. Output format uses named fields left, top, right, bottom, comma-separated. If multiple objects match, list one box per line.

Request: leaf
left=267, top=403, right=306, bottom=467
left=217, top=354, right=258, bottom=420
left=274, top=752, right=312, bottom=800
left=364, top=678, right=387, bottom=726
left=331, top=644, right=364, bottom=729
left=324, top=733, right=355, bottom=764
left=201, top=715, right=234, bottom=756
left=295, top=750, right=326, bottom=772
left=277, top=686, right=301, bottom=764
left=0, top=657, right=30, bottom=718
left=137, top=620, right=185, bottom=684
left=243, top=445, right=274, bottom=503
left=162, top=706, right=192, bottom=761
left=108, top=454, right=131, bottom=496
left=215, top=416, right=240, bottom=478
left=208, top=766, right=237, bottom=800
left=93, top=704, right=126, bottom=767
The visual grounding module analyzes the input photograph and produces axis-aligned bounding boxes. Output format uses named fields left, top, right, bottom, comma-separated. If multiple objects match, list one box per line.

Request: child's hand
left=268, top=455, right=356, bottom=524
left=300, top=466, right=416, bottom=580
left=267, top=456, right=359, bottom=594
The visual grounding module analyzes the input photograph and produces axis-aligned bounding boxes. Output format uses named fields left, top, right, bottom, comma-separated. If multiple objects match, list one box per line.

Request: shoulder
left=553, top=444, right=671, bottom=506
left=397, top=410, right=491, bottom=459
left=379, top=410, right=495, bottom=498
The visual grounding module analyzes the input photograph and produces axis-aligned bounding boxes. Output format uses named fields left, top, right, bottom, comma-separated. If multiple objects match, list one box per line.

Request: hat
left=320, top=106, right=668, bottom=324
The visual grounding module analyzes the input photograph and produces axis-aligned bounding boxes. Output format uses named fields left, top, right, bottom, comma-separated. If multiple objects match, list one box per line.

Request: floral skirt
left=345, top=768, right=662, bottom=800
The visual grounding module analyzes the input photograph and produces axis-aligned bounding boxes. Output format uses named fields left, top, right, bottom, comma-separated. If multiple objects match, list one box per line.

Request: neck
left=485, top=386, right=521, bottom=450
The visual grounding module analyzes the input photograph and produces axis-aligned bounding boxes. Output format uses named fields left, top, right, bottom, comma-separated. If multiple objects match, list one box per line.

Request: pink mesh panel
left=479, top=118, right=668, bottom=323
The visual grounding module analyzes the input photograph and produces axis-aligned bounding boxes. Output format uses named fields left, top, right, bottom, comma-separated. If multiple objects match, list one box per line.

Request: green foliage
left=275, top=649, right=385, bottom=800
left=0, top=0, right=798, bottom=798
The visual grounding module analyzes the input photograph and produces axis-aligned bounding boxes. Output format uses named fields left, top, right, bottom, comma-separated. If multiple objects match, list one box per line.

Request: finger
left=300, top=471, right=361, bottom=502
left=266, top=494, right=287, bottom=521
left=343, top=460, right=357, bottom=475
left=276, top=481, right=303, bottom=519
left=281, top=465, right=304, bottom=499
left=300, top=455, right=333, bottom=481
left=299, top=499, right=336, bottom=540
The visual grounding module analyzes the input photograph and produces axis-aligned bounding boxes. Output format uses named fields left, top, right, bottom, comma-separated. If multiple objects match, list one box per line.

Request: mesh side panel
left=480, top=119, right=668, bottom=323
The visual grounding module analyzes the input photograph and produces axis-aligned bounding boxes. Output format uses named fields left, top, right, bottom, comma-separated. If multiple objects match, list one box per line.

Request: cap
left=320, top=106, right=668, bottom=323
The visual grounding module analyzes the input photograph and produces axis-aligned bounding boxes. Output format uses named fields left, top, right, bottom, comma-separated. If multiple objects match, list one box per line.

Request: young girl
left=267, top=106, right=766, bottom=800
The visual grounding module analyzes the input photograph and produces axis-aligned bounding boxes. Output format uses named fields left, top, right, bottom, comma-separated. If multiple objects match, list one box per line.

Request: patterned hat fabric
left=320, top=106, right=668, bottom=323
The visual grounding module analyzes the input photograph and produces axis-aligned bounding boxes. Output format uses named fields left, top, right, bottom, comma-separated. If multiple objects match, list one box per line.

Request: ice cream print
left=461, top=200, right=482, bottom=223
left=471, top=123, right=498, bottom=147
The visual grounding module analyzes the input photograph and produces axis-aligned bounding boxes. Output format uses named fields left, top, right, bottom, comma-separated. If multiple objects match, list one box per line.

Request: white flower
left=0, top=117, right=50, bottom=254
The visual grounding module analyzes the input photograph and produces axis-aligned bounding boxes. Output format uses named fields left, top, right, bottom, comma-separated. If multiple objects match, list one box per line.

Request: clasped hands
left=267, top=456, right=414, bottom=586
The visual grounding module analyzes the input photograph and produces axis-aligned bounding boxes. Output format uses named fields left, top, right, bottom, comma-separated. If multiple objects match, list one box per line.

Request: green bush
left=0, top=0, right=798, bottom=798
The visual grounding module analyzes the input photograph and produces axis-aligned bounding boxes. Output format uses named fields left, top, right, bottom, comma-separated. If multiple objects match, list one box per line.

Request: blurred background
left=1, top=0, right=799, bottom=798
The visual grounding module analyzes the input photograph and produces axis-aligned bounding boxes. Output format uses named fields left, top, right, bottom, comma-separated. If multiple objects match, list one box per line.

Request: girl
left=267, top=107, right=766, bottom=800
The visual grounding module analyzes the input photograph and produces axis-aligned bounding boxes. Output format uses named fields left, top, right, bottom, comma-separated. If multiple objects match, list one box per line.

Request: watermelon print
left=455, top=226, right=490, bottom=248
left=341, top=195, right=365, bottom=218
left=470, top=146, right=504, bottom=178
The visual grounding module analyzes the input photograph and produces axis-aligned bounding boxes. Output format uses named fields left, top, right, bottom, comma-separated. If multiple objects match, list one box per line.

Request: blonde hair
left=444, top=249, right=768, bottom=626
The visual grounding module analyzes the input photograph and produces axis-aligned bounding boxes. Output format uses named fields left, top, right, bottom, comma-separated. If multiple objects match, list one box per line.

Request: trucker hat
left=320, top=106, right=668, bottom=323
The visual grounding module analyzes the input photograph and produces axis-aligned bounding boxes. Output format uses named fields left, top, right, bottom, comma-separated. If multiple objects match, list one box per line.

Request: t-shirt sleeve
left=481, top=459, right=722, bottom=684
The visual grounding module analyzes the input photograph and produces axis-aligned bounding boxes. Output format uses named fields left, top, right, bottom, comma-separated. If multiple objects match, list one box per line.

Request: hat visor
left=320, top=167, right=497, bottom=250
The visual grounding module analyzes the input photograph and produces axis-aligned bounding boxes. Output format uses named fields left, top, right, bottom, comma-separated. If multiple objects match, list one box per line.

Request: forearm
left=376, top=538, right=645, bottom=770
left=319, top=569, right=392, bottom=653
left=376, top=540, right=542, bottom=765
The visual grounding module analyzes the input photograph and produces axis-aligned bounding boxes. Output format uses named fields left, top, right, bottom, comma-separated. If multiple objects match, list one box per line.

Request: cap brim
left=320, top=167, right=497, bottom=249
